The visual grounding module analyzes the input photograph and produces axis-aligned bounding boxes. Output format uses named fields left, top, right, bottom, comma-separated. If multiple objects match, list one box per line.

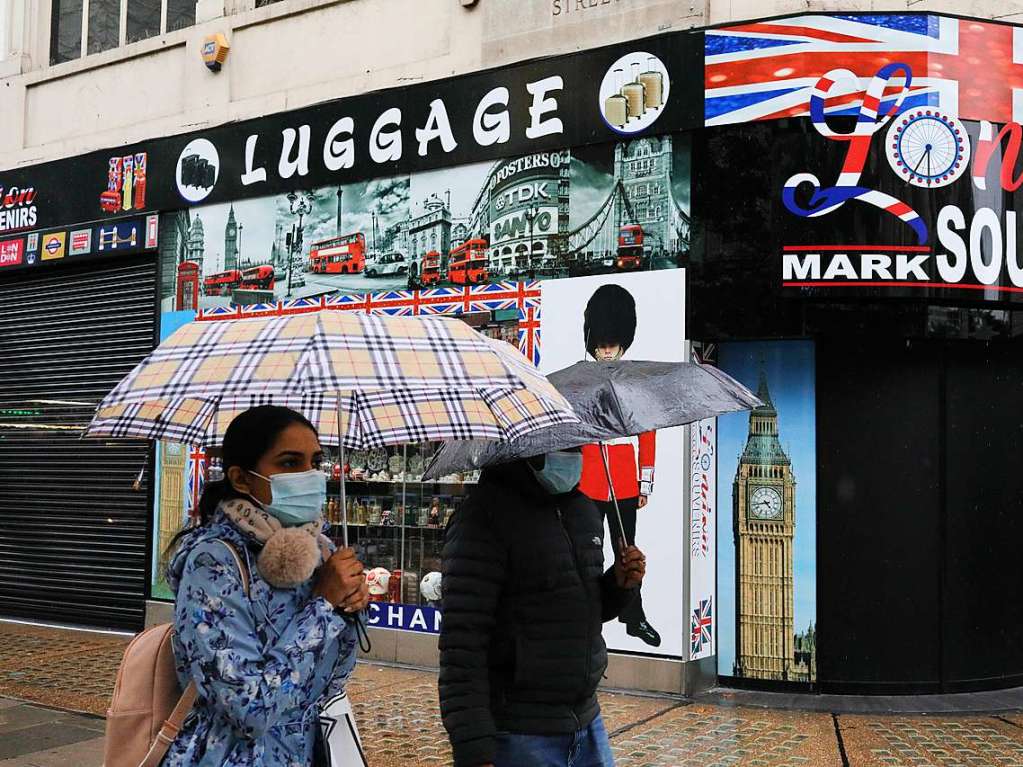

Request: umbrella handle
left=598, top=444, right=627, bottom=556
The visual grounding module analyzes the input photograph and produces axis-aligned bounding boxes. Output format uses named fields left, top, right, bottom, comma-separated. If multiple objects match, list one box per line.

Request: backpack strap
left=138, top=539, right=251, bottom=767
left=214, top=538, right=251, bottom=599
left=139, top=682, right=198, bottom=767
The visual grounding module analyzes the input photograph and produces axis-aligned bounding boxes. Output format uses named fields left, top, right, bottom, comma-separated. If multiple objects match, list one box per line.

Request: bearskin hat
left=584, top=283, right=637, bottom=358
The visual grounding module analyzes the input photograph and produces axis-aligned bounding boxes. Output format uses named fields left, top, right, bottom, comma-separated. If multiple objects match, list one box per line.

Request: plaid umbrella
left=86, top=311, right=576, bottom=449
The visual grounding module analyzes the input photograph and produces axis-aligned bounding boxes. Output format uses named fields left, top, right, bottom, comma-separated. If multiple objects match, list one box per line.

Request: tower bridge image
left=405, top=136, right=691, bottom=286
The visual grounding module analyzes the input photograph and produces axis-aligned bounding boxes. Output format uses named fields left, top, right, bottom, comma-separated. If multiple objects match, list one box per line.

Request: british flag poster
left=691, top=598, right=714, bottom=658
left=706, top=14, right=1023, bottom=127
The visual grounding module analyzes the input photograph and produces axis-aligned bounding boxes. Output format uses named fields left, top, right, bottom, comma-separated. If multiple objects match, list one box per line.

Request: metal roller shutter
left=0, top=257, right=157, bottom=630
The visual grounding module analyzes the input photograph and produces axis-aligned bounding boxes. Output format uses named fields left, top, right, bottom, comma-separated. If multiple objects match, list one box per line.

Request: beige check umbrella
left=86, top=311, right=576, bottom=449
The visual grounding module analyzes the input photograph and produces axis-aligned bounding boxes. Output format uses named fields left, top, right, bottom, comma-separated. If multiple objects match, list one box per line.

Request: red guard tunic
left=578, top=432, right=656, bottom=502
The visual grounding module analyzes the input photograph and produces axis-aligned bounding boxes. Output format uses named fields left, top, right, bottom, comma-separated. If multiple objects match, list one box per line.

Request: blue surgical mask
left=251, top=469, right=327, bottom=527
left=530, top=451, right=583, bottom=495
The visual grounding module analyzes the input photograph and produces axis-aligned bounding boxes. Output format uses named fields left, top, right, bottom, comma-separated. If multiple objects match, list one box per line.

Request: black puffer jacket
left=439, top=461, right=636, bottom=767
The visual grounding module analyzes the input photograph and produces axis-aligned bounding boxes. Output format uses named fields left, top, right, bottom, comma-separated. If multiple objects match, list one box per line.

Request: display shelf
left=327, top=523, right=448, bottom=535
left=328, top=478, right=476, bottom=487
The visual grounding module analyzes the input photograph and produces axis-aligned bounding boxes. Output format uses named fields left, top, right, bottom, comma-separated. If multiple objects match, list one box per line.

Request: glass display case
left=320, top=441, right=479, bottom=609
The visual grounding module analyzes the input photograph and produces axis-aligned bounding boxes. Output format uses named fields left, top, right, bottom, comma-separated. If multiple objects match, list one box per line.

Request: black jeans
left=595, top=496, right=645, bottom=627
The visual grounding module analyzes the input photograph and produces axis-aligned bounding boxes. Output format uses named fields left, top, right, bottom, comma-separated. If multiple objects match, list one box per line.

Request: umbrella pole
left=598, top=444, right=628, bottom=556
left=338, top=395, right=349, bottom=549
left=400, top=443, right=407, bottom=603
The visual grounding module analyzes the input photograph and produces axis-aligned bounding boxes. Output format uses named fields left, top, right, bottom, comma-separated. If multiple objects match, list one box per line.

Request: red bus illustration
left=239, top=265, right=275, bottom=290
left=616, top=224, right=644, bottom=270
left=448, top=238, right=489, bottom=285
left=309, top=233, right=366, bottom=274
left=203, top=269, right=243, bottom=296
left=420, top=250, right=442, bottom=286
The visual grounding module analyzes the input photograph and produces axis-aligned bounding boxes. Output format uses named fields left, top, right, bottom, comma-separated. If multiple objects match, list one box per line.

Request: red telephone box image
left=176, top=260, right=200, bottom=311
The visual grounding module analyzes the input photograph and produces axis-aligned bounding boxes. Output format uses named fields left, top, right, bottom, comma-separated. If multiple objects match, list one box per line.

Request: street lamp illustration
left=286, top=190, right=313, bottom=297
left=523, top=203, right=540, bottom=280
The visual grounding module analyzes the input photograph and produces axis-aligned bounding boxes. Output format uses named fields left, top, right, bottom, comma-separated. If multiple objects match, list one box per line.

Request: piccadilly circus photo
left=1, top=6, right=1023, bottom=767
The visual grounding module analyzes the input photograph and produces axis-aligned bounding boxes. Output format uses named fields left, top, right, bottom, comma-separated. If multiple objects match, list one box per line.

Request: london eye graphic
left=885, top=107, right=970, bottom=188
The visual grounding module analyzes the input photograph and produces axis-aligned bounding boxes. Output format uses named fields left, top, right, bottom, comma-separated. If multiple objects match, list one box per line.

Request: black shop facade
left=693, top=11, right=1023, bottom=695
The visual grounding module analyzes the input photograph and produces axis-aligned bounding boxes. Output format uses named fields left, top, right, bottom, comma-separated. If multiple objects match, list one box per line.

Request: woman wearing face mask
left=163, top=405, right=369, bottom=767
left=439, top=448, right=647, bottom=767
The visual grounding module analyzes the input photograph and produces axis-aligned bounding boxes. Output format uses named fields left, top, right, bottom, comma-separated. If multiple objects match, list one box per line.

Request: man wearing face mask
left=439, top=448, right=646, bottom=767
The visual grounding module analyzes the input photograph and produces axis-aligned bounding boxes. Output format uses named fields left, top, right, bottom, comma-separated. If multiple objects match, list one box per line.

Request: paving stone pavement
left=607, top=704, right=841, bottom=767
left=1, top=621, right=1023, bottom=766
left=0, top=623, right=125, bottom=716
left=839, top=715, right=1023, bottom=767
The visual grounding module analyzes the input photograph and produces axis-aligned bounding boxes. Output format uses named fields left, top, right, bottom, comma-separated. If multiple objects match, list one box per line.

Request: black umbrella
left=425, top=360, right=761, bottom=546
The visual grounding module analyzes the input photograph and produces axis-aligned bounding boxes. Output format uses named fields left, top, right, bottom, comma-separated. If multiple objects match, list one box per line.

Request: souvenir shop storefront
left=0, top=26, right=709, bottom=692
left=3, top=10, right=1023, bottom=697
left=136, top=32, right=705, bottom=685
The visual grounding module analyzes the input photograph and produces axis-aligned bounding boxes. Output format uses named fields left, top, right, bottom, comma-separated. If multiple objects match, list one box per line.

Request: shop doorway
left=0, top=257, right=157, bottom=630
left=817, top=337, right=1023, bottom=693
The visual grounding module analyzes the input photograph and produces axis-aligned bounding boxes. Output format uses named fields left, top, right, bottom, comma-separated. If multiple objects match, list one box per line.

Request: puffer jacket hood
left=165, top=509, right=255, bottom=595
left=166, top=506, right=333, bottom=594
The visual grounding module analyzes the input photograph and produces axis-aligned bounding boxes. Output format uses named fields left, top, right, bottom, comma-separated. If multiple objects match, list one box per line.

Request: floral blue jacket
left=163, top=509, right=358, bottom=767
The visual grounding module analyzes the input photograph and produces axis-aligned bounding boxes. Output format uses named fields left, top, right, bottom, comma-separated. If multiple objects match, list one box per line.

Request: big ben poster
left=716, top=341, right=817, bottom=684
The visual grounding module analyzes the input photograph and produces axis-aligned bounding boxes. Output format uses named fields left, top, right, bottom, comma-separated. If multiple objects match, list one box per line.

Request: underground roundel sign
left=886, top=107, right=970, bottom=188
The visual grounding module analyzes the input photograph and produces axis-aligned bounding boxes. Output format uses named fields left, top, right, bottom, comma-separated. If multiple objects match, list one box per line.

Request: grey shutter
left=0, top=256, right=157, bottom=630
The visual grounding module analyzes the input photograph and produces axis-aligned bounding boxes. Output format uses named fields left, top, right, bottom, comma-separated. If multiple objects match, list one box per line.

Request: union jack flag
left=691, top=597, right=714, bottom=656
left=197, top=282, right=544, bottom=365
left=186, top=445, right=207, bottom=519
left=518, top=306, right=541, bottom=366
left=706, top=14, right=1023, bottom=126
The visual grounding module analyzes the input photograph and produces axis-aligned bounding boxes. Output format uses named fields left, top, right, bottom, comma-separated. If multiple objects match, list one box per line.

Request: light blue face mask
left=530, top=451, right=583, bottom=495
left=250, top=469, right=327, bottom=527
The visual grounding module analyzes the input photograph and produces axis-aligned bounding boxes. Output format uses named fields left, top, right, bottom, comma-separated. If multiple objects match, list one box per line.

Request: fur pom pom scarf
left=219, top=498, right=332, bottom=588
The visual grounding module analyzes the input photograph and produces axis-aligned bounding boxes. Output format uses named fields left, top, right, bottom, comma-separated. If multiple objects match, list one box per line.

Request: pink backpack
left=104, top=540, right=249, bottom=767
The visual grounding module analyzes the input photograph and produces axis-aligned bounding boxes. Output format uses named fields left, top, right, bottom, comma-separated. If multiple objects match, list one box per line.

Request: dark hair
left=584, top=284, right=637, bottom=358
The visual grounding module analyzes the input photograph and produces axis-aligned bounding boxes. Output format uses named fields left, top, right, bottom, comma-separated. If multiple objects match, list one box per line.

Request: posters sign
left=159, top=135, right=690, bottom=313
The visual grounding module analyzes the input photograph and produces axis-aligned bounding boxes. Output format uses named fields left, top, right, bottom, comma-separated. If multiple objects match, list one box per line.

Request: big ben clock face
left=749, top=486, right=783, bottom=520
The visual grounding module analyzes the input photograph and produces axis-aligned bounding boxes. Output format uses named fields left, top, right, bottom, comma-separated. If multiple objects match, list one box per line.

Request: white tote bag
left=318, top=691, right=369, bottom=767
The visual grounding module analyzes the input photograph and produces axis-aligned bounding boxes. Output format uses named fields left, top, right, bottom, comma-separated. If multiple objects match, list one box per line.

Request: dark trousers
left=595, top=496, right=645, bottom=626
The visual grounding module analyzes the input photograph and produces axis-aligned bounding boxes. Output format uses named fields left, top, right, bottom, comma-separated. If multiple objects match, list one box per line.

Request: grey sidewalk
left=0, top=698, right=105, bottom=767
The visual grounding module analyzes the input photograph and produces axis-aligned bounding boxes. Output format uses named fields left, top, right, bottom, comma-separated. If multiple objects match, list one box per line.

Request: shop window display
left=152, top=440, right=478, bottom=613
left=321, top=442, right=480, bottom=609
left=150, top=310, right=516, bottom=614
